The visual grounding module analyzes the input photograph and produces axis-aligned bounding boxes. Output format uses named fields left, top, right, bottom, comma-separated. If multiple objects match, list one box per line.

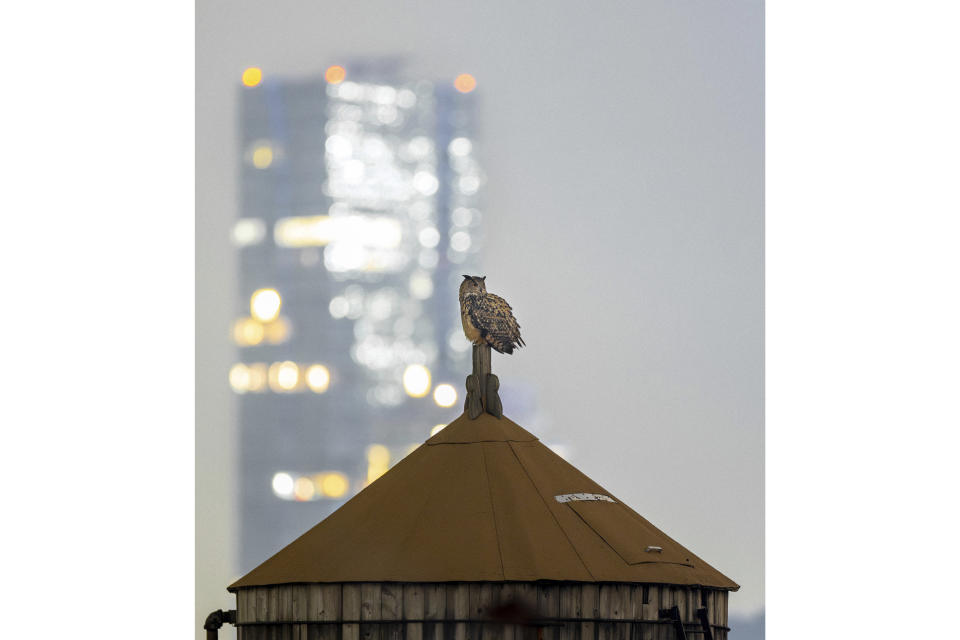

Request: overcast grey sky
left=197, top=0, right=763, bottom=634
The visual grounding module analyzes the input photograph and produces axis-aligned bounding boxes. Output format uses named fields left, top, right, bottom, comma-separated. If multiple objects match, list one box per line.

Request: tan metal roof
left=229, top=412, right=738, bottom=591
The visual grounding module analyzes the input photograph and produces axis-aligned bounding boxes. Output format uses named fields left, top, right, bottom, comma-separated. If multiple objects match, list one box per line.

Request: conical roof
left=230, top=412, right=737, bottom=591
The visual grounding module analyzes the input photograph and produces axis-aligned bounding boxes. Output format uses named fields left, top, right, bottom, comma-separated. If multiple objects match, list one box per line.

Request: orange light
left=454, top=74, right=476, bottom=93
left=242, top=67, right=263, bottom=87
left=325, top=65, right=346, bottom=84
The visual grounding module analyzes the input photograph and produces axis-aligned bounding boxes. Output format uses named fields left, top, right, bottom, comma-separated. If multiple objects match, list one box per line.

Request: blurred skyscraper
left=228, top=60, right=485, bottom=571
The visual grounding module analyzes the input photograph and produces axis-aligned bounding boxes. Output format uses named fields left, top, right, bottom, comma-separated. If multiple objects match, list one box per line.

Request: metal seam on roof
left=479, top=442, right=506, bottom=579
left=507, top=440, right=596, bottom=581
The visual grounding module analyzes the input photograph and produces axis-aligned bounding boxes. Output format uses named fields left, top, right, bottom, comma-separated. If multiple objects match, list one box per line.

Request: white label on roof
left=554, top=493, right=615, bottom=503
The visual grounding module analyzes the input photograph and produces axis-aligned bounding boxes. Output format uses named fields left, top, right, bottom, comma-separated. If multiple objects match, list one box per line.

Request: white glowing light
left=430, top=424, right=446, bottom=437
left=418, top=227, right=440, bottom=248
left=413, top=171, right=439, bottom=196
left=450, top=231, right=472, bottom=252
left=397, top=89, right=417, bottom=108
left=342, top=159, right=365, bottom=185
left=452, top=208, right=474, bottom=227
left=231, top=218, right=266, bottom=247
left=448, top=137, right=473, bottom=157
left=368, top=86, right=394, bottom=104
left=402, top=364, right=431, bottom=398
left=448, top=330, right=471, bottom=353
left=272, top=472, right=295, bottom=498
left=337, top=81, right=362, bottom=101
left=407, top=137, right=433, bottom=160
left=418, top=249, right=439, bottom=269
left=458, top=175, right=480, bottom=195
left=250, top=288, right=282, bottom=322
left=306, top=364, right=331, bottom=393
left=376, top=105, right=399, bottom=124
left=325, top=135, right=353, bottom=158
left=329, top=296, right=349, bottom=319
left=409, top=272, right=434, bottom=299
left=433, top=383, right=458, bottom=408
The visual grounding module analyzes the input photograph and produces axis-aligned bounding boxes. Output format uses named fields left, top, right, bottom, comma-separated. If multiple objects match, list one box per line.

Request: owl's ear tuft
left=462, top=275, right=471, bottom=280
left=480, top=276, right=486, bottom=281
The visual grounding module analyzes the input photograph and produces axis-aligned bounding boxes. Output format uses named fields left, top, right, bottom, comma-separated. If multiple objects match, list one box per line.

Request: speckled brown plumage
left=459, top=275, right=525, bottom=355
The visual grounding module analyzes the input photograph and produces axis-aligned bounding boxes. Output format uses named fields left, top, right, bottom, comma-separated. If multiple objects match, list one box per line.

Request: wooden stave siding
left=235, top=584, right=729, bottom=640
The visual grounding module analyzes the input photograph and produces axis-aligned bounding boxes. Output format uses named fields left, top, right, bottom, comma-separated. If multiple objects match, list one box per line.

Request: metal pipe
left=204, top=609, right=237, bottom=640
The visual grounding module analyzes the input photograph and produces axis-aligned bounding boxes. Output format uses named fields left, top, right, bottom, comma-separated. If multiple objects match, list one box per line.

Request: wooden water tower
left=208, top=378, right=738, bottom=640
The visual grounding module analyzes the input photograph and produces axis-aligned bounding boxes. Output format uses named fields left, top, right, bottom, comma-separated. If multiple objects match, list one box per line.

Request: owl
left=459, top=275, right=525, bottom=354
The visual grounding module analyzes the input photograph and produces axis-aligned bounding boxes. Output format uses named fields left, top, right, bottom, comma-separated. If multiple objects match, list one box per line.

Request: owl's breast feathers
left=462, top=293, right=525, bottom=354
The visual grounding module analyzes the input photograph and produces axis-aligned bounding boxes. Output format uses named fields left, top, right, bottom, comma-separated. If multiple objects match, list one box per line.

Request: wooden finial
left=465, top=344, right=503, bottom=419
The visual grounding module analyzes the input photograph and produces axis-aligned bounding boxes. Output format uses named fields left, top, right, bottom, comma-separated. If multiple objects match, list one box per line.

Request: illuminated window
left=402, top=364, right=431, bottom=398
left=454, top=73, right=477, bottom=93
left=325, top=65, right=346, bottom=84
left=433, top=383, right=458, bottom=408
left=250, top=288, right=282, bottom=322
left=306, top=364, right=331, bottom=393
left=242, top=67, right=262, bottom=87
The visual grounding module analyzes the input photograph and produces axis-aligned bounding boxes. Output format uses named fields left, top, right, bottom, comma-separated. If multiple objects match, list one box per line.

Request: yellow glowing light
left=306, top=364, right=331, bottom=393
left=402, top=364, right=431, bottom=398
left=242, top=67, right=263, bottom=87
left=246, top=363, right=268, bottom=391
left=430, top=424, right=446, bottom=437
left=263, top=317, right=290, bottom=344
left=233, top=318, right=264, bottom=346
left=319, top=472, right=349, bottom=498
left=433, top=383, right=458, bottom=408
left=454, top=73, right=477, bottom=93
left=325, top=65, right=346, bottom=84
left=294, top=476, right=315, bottom=501
left=229, top=363, right=251, bottom=393
left=274, top=215, right=334, bottom=247
left=250, top=288, right=282, bottom=322
left=251, top=145, right=274, bottom=169
left=366, top=444, right=391, bottom=466
left=270, top=361, right=299, bottom=391
left=366, top=444, right=391, bottom=485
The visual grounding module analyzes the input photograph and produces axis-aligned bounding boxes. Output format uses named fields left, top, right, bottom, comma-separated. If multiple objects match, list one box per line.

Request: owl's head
left=460, top=274, right=487, bottom=297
